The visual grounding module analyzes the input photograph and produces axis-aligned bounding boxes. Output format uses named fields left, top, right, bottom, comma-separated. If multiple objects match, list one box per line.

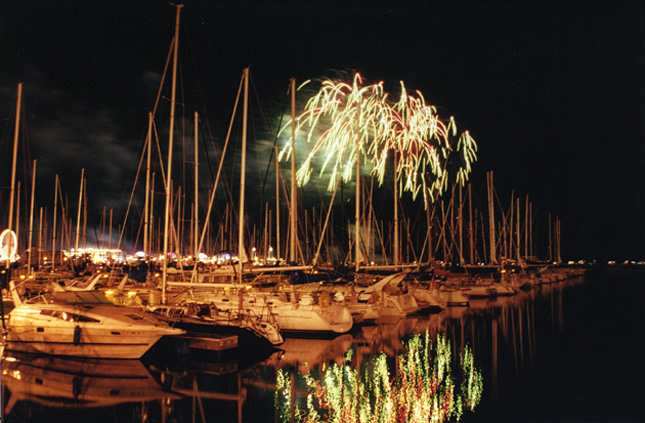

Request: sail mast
left=194, top=111, right=199, bottom=257
left=52, top=175, right=59, bottom=271
left=355, top=103, right=362, bottom=272
left=75, top=168, right=84, bottom=252
left=289, top=78, right=298, bottom=264
left=7, top=83, right=22, bottom=239
left=238, top=67, right=249, bottom=282
left=27, top=160, right=37, bottom=272
left=275, top=145, right=281, bottom=260
left=393, top=156, right=399, bottom=265
left=162, top=3, right=182, bottom=304
left=143, top=112, right=152, bottom=257
left=487, top=171, right=497, bottom=265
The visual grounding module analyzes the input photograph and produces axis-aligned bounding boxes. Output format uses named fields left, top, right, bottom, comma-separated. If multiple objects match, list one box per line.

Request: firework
left=279, top=73, right=477, bottom=206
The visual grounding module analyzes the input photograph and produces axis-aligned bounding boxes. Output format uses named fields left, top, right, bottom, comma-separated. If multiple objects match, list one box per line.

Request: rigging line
left=199, top=123, right=215, bottom=186
left=256, top=82, right=289, bottom=221
left=247, top=72, right=278, bottom=228
left=179, top=13, right=218, bottom=187
left=152, top=37, right=174, bottom=118
left=116, top=126, right=149, bottom=252
left=188, top=70, right=244, bottom=284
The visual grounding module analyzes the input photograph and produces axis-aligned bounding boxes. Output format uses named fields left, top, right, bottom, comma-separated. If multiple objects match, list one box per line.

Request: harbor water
left=1, top=266, right=643, bottom=422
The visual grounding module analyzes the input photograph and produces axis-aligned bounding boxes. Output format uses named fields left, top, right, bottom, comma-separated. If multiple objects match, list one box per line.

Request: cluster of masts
left=1, top=5, right=576, bottom=370
left=1, top=5, right=564, bottom=281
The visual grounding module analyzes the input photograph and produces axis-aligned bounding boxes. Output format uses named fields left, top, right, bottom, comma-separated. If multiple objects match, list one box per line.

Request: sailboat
left=147, top=301, right=284, bottom=348
left=120, top=8, right=289, bottom=347
left=201, top=287, right=354, bottom=334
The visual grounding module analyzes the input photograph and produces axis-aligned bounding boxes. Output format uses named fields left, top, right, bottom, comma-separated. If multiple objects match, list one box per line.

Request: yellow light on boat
left=154, top=273, right=160, bottom=277
left=128, top=291, right=137, bottom=296
left=103, top=274, right=109, bottom=278
left=245, top=285, right=252, bottom=290
left=105, top=290, right=114, bottom=295
left=20, top=275, right=25, bottom=279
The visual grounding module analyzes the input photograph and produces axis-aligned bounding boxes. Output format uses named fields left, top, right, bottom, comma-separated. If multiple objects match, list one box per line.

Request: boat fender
left=73, top=325, right=81, bottom=346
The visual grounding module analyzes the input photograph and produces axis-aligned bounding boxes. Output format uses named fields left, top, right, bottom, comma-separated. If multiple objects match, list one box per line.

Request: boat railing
left=215, top=300, right=280, bottom=332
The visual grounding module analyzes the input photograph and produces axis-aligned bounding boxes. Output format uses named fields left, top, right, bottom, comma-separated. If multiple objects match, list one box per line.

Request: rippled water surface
left=2, top=267, right=643, bottom=422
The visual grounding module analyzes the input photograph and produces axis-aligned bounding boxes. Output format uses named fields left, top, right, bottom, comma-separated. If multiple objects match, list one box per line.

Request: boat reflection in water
left=1, top=276, right=586, bottom=422
left=1, top=326, right=483, bottom=423
left=1, top=352, right=179, bottom=420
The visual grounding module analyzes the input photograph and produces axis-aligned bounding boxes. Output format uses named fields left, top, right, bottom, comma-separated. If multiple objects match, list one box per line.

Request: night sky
left=1, top=0, right=643, bottom=262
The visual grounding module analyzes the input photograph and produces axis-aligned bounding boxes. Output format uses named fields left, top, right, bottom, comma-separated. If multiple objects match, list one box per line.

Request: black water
left=2, top=267, right=643, bottom=423
left=463, top=267, right=644, bottom=423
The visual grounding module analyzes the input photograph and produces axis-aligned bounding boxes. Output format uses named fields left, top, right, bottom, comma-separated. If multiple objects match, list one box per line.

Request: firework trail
left=279, top=73, right=477, bottom=205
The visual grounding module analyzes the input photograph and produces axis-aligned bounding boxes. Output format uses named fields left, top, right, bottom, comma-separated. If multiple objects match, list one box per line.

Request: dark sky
left=1, top=0, right=643, bottom=262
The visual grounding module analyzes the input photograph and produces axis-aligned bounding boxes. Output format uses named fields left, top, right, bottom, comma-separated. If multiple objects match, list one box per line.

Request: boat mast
left=289, top=78, right=298, bottom=264
left=38, top=207, right=43, bottom=270
left=275, top=145, right=281, bottom=260
left=83, top=177, right=87, bottom=249
left=393, top=155, right=399, bottom=265
left=529, top=200, right=533, bottom=259
left=109, top=209, right=113, bottom=251
left=354, top=103, right=361, bottom=272
left=15, top=183, right=20, bottom=260
left=468, top=183, right=474, bottom=264
left=548, top=212, right=552, bottom=262
left=238, top=67, right=249, bottom=283
left=162, top=3, right=182, bottom=304
left=516, top=197, right=521, bottom=263
left=524, top=194, right=529, bottom=261
left=7, top=83, right=22, bottom=236
left=52, top=175, right=59, bottom=271
left=458, top=183, right=464, bottom=265
left=143, top=112, right=152, bottom=258
left=487, top=171, right=497, bottom=265
left=5, top=82, right=22, bottom=270
left=75, top=168, right=84, bottom=253
left=193, top=111, right=199, bottom=258
left=27, top=160, right=36, bottom=272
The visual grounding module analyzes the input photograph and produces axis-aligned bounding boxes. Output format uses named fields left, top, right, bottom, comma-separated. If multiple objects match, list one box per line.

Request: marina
left=1, top=2, right=643, bottom=423
left=1, top=266, right=642, bottom=422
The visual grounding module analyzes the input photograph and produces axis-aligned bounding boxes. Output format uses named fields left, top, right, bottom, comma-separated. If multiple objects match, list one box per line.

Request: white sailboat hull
left=206, top=293, right=353, bottom=334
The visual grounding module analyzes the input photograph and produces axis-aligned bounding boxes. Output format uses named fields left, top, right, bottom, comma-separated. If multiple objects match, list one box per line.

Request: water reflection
left=1, top=277, right=585, bottom=423
left=1, top=352, right=178, bottom=421
left=273, top=332, right=482, bottom=423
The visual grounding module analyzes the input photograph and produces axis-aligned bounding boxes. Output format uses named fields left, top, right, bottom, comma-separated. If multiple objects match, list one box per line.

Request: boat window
left=125, top=313, right=144, bottom=321
left=50, top=291, right=114, bottom=305
left=40, top=309, right=100, bottom=323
